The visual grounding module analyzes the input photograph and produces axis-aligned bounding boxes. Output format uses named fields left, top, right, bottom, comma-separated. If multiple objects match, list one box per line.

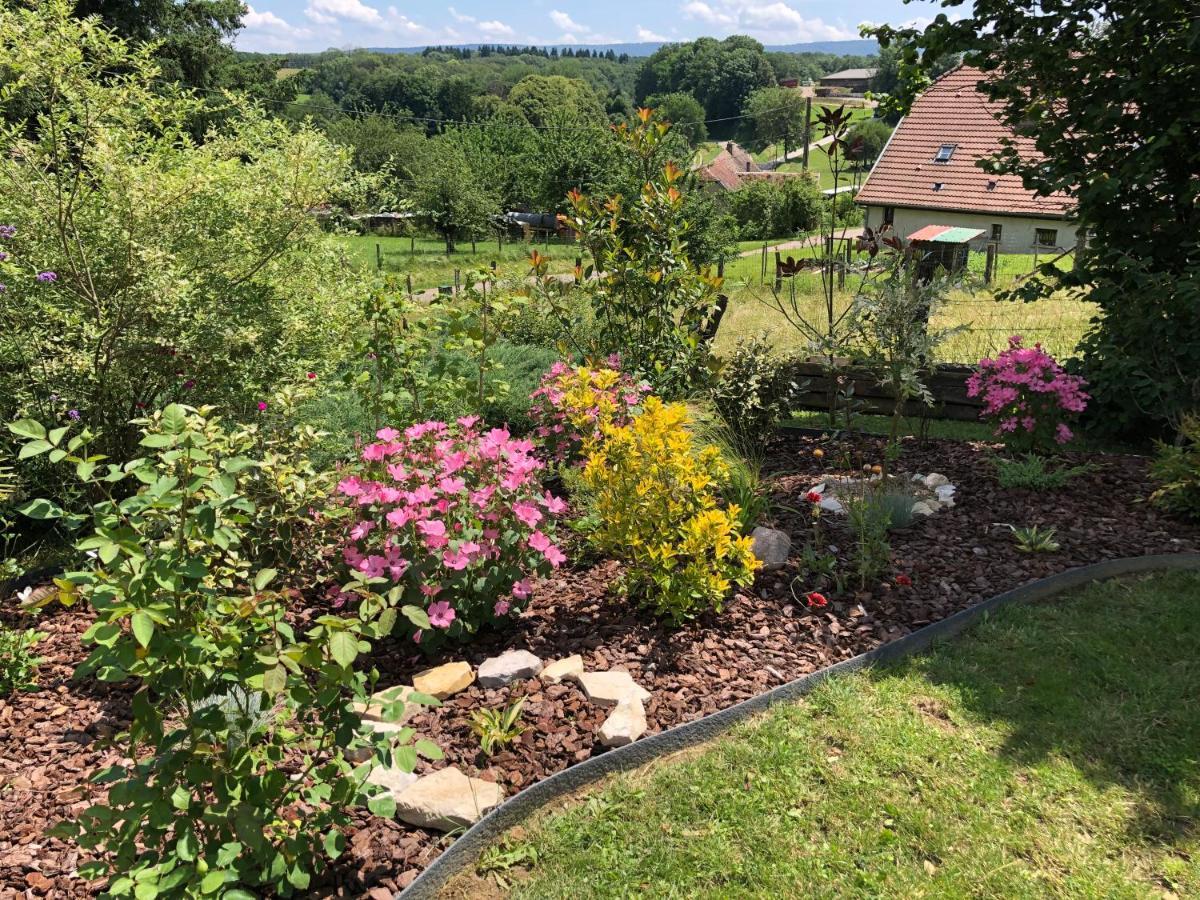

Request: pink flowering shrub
left=966, top=336, right=1089, bottom=452
left=528, top=356, right=650, bottom=464
left=338, top=417, right=568, bottom=646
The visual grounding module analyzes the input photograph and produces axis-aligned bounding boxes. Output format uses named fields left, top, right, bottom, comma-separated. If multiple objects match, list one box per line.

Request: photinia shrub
left=528, top=357, right=650, bottom=465
left=966, top=336, right=1089, bottom=453
left=580, top=397, right=760, bottom=624
left=340, top=417, right=567, bottom=647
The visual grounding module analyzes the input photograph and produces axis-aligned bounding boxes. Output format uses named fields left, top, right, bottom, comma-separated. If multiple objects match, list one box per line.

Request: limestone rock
left=477, top=650, right=543, bottom=688
left=365, top=763, right=419, bottom=797
left=352, top=684, right=416, bottom=723
left=577, top=670, right=651, bottom=707
left=412, top=661, right=474, bottom=699
left=923, top=473, right=949, bottom=489
left=598, top=697, right=647, bottom=748
left=818, top=496, right=844, bottom=514
left=912, top=501, right=935, bottom=516
left=935, top=484, right=956, bottom=501
left=394, top=767, right=504, bottom=831
left=750, top=526, right=791, bottom=571
left=540, top=654, right=584, bottom=684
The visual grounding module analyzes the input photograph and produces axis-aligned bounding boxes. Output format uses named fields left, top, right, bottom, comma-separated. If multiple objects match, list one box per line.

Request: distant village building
left=855, top=66, right=1077, bottom=255
left=697, top=142, right=816, bottom=193
left=818, top=68, right=877, bottom=94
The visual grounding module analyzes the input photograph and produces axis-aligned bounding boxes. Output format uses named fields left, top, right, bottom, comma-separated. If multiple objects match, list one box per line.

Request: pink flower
left=494, top=599, right=511, bottom=616
left=438, top=476, right=467, bottom=494
left=413, top=630, right=423, bottom=644
left=511, top=579, right=531, bottom=600
left=428, top=601, right=455, bottom=628
left=376, top=427, right=400, bottom=442
left=542, top=543, right=566, bottom=568
left=338, top=476, right=365, bottom=497
left=442, top=547, right=473, bottom=570
left=512, top=501, right=542, bottom=528
left=257, top=401, right=267, bottom=412
left=529, top=531, right=552, bottom=553
left=540, top=492, right=568, bottom=516
left=349, top=520, right=375, bottom=541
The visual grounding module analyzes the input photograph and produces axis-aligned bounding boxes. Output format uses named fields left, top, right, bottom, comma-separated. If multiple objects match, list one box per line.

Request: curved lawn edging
left=398, top=553, right=1200, bottom=899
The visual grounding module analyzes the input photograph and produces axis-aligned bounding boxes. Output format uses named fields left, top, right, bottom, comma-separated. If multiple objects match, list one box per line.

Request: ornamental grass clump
left=340, top=418, right=568, bottom=647
left=966, top=336, right=1089, bottom=454
left=580, top=398, right=760, bottom=624
left=528, top=357, right=649, bottom=464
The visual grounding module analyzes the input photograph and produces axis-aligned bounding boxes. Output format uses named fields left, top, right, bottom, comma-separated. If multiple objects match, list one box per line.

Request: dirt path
left=737, top=226, right=860, bottom=258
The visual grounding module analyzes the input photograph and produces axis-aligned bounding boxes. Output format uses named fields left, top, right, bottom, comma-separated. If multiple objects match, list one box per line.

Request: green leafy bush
left=0, top=622, right=47, bottom=695
left=710, top=335, right=802, bottom=456
left=1150, top=417, right=1200, bottom=520
left=727, top=176, right=824, bottom=241
left=10, top=405, right=437, bottom=896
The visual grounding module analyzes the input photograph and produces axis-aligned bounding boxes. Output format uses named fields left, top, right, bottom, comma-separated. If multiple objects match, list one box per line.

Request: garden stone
left=478, top=650, right=543, bottom=688
left=935, top=484, right=956, bottom=500
left=352, top=685, right=415, bottom=724
left=412, top=661, right=474, bottom=699
left=750, top=526, right=791, bottom=571
left=818, top=496, right=844, bottom=514
left=912, top=501, right=935, bottom=516
left=923, top=473, right=950, bottom=489
left=540, top=654, right=584, bottom=684
left=394, top=767, right=505, bottom=831
left=598, top=697, right=647, bottom=747
left=365, top=763, right=419, bottom=797
left=577, top=670, right=651, bottom=707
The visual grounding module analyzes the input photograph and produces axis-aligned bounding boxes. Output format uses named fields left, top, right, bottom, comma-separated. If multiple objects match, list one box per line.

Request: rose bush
left=339, top=418, right=567, bottom=647
left=966, top=336, right=1089, bottom=453
left=528, top=357, right=650, bottom=465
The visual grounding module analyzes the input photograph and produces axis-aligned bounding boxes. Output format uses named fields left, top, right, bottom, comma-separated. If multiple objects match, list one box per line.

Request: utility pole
left=802, top=97, right=813, bottom=171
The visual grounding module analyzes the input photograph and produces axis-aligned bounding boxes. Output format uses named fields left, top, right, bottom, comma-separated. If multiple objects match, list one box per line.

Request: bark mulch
left=3, top=432, right=1196, bottom=898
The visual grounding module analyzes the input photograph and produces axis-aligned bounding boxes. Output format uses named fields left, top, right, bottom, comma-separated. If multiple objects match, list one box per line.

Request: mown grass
left=467, top=571, right=1200, bottom=899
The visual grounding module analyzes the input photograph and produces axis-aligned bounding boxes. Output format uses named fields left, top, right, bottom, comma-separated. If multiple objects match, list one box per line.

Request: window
left=882, top=206, right=895, bottom=225
left=934, top=144, right=956, bottom=162
left=1035, top=228, right=1058, bottom=247
left=991, top=223, right=1003, bottom=242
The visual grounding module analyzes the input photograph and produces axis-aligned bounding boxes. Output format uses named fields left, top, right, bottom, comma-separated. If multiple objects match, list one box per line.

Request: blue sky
left=236, top=0, right=935, bottom=53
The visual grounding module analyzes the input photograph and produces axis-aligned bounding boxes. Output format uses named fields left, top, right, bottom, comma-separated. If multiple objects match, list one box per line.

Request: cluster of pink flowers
left=966, top=336, right=1089, bottom=450
left=528, top=355, right=650, bottom=463
left=339, top=417, right=567, bottom=647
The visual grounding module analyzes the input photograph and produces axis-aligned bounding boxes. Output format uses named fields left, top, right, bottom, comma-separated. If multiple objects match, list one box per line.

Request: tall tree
left=867, top=0, right=1200, bottom=438
left=744, top=86, right=809, bottom=157
left=409, top=139, right=498, bottom=252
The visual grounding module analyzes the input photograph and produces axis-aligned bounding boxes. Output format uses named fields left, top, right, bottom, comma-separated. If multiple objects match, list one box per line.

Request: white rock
left=598, top=697, right=647, bottom=747
left=394, top=767, right=505, bottom=831
left=365, top=764, right=419, bottom=797
left=923, top=473, right=949, bottom=489
left=750, top=526, right=791, bottom=571
left=576, top=670, right=651, bottom=707
left=818, top=496, right=844, bottom=514
left=477, top=650, right=543, bottom=688
left=911, top=473, right=925, bottom=483
left=809, top=482, right=827, bottom=495
left=935, top=484, right=956, bottom=500
left=912, top=501, right=935, bottom=516
left=540, top=654, right=585, bottom=684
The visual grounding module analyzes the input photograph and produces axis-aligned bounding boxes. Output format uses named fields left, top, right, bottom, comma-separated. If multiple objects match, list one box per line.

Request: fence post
left=717, top=257, right=725, bottom=280
left=375, top=242, right=382, bottom=272
left=410, top=235, right=415, bottom=253
left=984, top=243, right=995, bottom=285
left=406, top=274, right=413, bottom=298
left=454, top=268, right=460, bottom=295
left=802, top=97, right=812, bottom=170
left=472, top=239, right=477, bottom=254
left=761, top=242, right=768, bottom=284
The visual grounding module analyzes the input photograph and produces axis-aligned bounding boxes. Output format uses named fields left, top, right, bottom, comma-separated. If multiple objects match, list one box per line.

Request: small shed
left=907, top=224, right=985, bottom=279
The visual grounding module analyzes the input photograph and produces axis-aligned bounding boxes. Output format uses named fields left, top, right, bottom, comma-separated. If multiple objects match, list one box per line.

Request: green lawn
left=462, top=570, right=1200, bottom=899
left=332, top=233, right=584, bottom=292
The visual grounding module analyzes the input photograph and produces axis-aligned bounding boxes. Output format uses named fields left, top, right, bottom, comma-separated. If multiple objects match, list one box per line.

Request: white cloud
left=681, top=0, right=856, bottom=41
left=636, top=25, right=668, bottom=41
left=305, top=0, right=383, bottom=26
left=478, top=19, right=516, bottom=37
left=549, top=10, right=585, bottom=32
left=447, top=6, right=474, bottom=23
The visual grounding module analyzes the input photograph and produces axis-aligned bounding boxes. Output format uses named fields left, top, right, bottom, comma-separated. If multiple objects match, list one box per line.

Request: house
left=855, top=66, right=1077, bottom=255
left=818, top=68, right=877, bottom=94
left=697, top=142, right=817, bottom=192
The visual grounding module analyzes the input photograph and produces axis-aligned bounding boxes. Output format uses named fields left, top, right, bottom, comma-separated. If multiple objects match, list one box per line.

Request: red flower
left=306, top=371, right=317, bottom=380
left=257, top=401, right=268, bottom=412
left=805, top=491, right=822, bottom=504
left=895, top=574, right=912, bottom=586
left=805, top=591, right=828, bottom=608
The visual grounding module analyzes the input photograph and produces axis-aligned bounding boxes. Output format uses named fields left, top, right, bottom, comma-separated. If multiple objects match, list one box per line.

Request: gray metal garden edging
left=399, top=553, right=1200, bottom=899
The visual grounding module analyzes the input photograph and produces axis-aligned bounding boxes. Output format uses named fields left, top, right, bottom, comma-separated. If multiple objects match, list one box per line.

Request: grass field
left=460, top=570, right=1200, bottom=899
left=332, top=233, right=584, bottom=292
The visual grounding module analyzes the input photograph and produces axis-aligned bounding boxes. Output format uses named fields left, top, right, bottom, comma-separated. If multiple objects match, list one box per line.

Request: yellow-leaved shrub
left=580, top=397, right=761, bottom=623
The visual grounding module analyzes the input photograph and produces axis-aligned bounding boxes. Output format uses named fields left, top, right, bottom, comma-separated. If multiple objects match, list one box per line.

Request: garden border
left=397, top=552, right=1200, bottom=899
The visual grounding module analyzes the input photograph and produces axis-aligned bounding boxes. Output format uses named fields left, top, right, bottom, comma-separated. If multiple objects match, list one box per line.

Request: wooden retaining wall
left=787, top=361, right=984, bottom=422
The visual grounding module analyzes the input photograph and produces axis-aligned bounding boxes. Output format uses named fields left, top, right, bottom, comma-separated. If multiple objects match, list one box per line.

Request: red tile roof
left=855, top=66, right=1073, bottom=219
left=699, top=142, right=760, bottom=191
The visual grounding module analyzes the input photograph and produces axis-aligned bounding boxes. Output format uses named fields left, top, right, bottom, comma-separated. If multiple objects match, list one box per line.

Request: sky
left=234, top=0, right=933, bottom=54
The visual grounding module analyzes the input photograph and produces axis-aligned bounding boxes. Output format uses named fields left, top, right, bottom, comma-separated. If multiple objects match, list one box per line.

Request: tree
left=409, top=139, right=498, bottom=252
left=646, top=92, right=708, bottom=145
left=727, top=176, right=824, bottom=240
left=744, top=86, right=809, bottom=158
left=327, top=114, right=426, bottom=174
left=507, top=74, right=606, bottom=126
left=867, top=0, right=1200, bottom=439
left=845, top=118, right=892, bottom=168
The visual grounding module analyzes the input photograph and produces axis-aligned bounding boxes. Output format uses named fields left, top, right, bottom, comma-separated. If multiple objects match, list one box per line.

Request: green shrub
left=728, top=177, right=824, bottom=241
left=710, top=335, right=803, bottom=456
left=10, top=405, right=438, bottom=896
left=1150, top=416, right=1200, bottom=520
left=0, top=622, right=47, bottom=695
left=994, top=454, right=1094, bottom=491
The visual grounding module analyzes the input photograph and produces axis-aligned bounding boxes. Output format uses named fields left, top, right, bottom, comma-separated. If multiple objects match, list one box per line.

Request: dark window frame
left=991, top=223, right=1003, bottom=242
left=934, top=144, right=956, bottom=162
left=1035, top=227, right=1059, bottom=247
left=882, top=206, right=895, bottom=225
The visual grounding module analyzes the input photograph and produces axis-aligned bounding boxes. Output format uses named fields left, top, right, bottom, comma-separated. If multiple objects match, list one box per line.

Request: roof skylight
left=934, top=144, right=956, bottom=162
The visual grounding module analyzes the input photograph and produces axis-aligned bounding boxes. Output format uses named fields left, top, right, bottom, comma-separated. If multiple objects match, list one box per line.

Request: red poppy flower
left=895, top=574, right=912, bottom=586
left=805, top=591, right=828, bottom=608
left=306, top=371, right=317, bottom=380
left=805, top=491, right=822, bottom=504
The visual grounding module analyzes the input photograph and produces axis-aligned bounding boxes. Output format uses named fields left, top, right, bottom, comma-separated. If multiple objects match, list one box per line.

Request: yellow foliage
left=581, top=397, right=761, bottom=623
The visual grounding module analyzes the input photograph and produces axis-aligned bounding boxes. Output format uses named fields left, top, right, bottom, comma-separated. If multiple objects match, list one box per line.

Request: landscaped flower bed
left=3, top=429, right=1196, bottom=897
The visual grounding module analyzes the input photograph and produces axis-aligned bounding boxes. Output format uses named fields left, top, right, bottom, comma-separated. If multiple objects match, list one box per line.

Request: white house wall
left=861, top=205, right=1079, bottom=255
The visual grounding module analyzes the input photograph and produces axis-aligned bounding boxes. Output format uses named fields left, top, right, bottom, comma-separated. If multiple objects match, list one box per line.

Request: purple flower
left=0, top=284, right=6, bottom=293
left=67, top=409, right=80, bottom=421
left=0, top=225, right=14, bottom=238
left=182, top=379, right=195, bottom=390
left=36, top=271, right=57, bottom=283
left=0, top=251, right=8, bottom=261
